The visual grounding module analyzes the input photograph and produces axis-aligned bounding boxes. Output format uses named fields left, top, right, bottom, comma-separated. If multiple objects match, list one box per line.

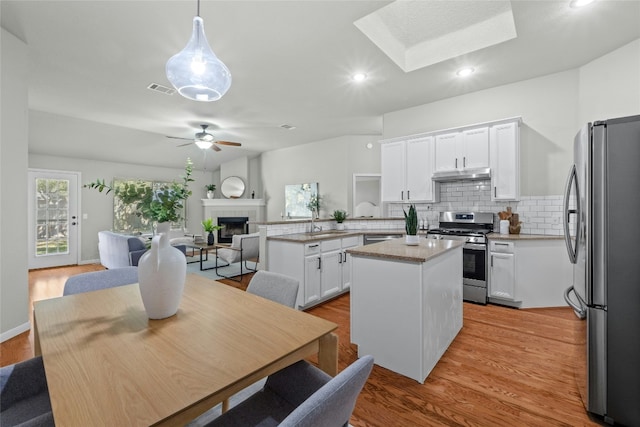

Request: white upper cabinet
left=381, top=137, right=439, bottom=203
left=462, top=127, right=490, bottom=170
left=490, top=121, right=520, bottom=201
left=435, top=128, right=489, bottom=172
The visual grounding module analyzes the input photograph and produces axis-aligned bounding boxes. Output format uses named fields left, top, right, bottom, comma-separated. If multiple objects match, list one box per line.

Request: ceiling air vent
left=147, top=83, right=175, bottom=95
left=280, top=124, right=296, bottom=130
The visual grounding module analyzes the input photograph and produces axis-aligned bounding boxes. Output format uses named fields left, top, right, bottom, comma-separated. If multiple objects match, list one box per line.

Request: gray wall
left=259, top=135, right=380, bottom=221
left=1, top=28, right=30, bottom=339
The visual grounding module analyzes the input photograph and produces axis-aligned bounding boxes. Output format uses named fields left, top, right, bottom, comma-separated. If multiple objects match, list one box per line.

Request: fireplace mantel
left=201, top=199, right=265, bottom=208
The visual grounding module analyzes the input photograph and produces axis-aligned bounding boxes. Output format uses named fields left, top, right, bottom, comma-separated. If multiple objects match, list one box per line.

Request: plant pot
left=405, top=235, right=420, bottom=246
left=207, top=231, right=214, bottom=245
left=336, top=223, right=345, bottom=231
left=206, top=190, right=215, bottom=199
left=138, top=222, right=186, bottom=319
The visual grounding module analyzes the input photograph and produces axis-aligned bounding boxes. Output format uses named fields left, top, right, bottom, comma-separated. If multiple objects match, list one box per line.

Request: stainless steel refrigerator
left=563, top=115, right=640, bottom=426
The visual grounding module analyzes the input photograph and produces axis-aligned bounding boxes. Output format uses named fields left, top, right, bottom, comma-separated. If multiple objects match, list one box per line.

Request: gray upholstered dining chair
left=63, top=267, right=139, bottom=296
left=0, top=356, right=54, bottom=427
left=246, top=270, right=299, bottom=308
left=202, top=355, right=374, bottom=427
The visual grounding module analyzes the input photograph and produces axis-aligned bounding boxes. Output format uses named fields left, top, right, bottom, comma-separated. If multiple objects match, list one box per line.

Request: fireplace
left=217, top=217, right=249, bottom=244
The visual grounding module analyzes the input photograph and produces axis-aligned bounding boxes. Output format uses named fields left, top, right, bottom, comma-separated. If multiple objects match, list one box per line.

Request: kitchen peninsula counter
left=348, top=238, right=463, bottom=383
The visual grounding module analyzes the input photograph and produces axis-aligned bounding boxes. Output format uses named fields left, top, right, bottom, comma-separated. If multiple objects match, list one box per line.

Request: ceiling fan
left=167, top=124, right=242, bottom=152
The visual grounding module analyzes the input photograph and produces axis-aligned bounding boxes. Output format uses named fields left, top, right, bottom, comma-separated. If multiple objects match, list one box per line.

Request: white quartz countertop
left=346, top=237, right=463, bottom=263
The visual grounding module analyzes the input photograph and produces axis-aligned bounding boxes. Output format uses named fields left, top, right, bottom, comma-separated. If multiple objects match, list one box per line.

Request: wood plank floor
left=1, top=265, right=603, bottom=426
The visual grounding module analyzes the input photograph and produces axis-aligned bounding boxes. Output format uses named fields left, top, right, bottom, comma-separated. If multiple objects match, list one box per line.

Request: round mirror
left=220, top=176, right=245, bottom=199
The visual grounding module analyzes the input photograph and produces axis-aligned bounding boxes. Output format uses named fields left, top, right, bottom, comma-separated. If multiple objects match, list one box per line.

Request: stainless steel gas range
left=426, top=212, right=494, bottom=304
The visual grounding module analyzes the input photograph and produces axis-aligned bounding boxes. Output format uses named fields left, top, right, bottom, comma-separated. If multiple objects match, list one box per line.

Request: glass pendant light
left=166, top=0, right=231, bottom=102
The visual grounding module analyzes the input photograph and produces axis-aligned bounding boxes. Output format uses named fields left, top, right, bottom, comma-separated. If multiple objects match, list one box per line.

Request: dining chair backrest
left=63, top=267, right=139, bottom=296
left=246, top=270, right=299, bottom=308
left=0, top=356, right=54, bottom=426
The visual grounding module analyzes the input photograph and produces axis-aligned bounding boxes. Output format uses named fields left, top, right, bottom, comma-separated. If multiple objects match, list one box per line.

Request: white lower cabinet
left=268, top=235, right=362, bottom=309
left=489, top=241, right=517, bottom=301
left=488, top=238, right=573, bottom=308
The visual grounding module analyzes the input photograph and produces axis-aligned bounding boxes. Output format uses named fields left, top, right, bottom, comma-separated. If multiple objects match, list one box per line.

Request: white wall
left=579, top=38, right=640, bottom=124
left=29, top=154, right=212, bottom=263
left=259, top=135, right=380, bottom=221
left=1, top=28, right=30, bottom=340
left=383, top=70, right=579, bottom=196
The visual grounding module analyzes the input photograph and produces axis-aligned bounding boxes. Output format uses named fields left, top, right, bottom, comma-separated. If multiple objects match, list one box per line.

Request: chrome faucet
left=310, top=217, right=322, bottom=233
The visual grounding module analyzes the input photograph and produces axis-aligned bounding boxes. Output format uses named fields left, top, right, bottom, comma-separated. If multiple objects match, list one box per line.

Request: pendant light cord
left=196, top=0, right=200, bottom=17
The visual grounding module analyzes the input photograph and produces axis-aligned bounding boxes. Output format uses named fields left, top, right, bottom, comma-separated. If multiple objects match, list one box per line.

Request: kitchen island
left=347, top=237, right=463, bottom=383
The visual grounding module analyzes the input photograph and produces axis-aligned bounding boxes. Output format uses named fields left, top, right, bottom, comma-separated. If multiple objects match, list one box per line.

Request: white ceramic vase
left=336, top=223, right=345, bottom=231
left=405, top=234, right=420, bottom=245
left=138, top=222, right=186, bottom=319
left=206, top=190, right=215, bottom=199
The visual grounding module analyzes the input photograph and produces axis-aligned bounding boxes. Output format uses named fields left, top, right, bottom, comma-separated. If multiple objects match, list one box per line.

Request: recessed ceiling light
left=280, top=124, right=296, bottom=130
left=570, top=0, right=595, bottom=8
left=456, top=67, right=475, bottom=77
left=352, top=72, right=368, bottom=82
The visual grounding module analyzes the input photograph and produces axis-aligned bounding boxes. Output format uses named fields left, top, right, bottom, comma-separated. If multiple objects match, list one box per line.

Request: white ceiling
left=2, top=0, right=639, bottom=171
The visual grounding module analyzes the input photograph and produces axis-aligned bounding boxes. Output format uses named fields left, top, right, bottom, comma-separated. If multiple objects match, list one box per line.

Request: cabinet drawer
left=490, top=240, right=514, bottom=253
left=341, top=236, right=360, bottom=248
left=305, top=242, right=322, bottom=255
left=321, top=239, right=341, bottom=252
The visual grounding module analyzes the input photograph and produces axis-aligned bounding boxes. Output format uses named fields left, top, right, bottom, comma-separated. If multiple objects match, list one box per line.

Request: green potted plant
left=205, top=184, right=216, bottom=199
left=201, top=218, right=223, bottom=245
left=403, top=204, right=419, bottom=245
left=331, top=209, right=348, bottom=230
left=85, top=158, right=194, bottom=231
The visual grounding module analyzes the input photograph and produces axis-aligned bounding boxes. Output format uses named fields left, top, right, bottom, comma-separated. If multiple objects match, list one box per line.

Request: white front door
left=28, top=169, right=80, bottom=269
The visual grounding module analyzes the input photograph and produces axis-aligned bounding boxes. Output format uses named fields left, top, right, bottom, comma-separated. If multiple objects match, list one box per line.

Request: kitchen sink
left=305, top=230, right=349, bottom=238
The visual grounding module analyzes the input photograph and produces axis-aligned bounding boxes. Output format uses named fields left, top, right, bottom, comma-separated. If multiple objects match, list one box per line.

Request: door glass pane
left=35, top=178, right=70, bottom=256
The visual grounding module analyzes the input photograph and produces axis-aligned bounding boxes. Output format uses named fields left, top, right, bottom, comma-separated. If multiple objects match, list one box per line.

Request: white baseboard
left=1, top=321, right=30, bottom=343
left=79, top=258, right=101, bottom=265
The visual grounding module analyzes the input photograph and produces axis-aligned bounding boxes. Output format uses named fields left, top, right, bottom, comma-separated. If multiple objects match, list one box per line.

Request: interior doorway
left=27, top=169, right=81, bottom=269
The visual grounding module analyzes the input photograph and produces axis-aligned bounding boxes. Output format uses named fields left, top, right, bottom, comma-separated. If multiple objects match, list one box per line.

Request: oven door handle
left=464, top=243, right=486, bottom=251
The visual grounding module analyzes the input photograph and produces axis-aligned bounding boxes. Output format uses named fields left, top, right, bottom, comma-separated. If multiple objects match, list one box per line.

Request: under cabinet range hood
left=432, top=167, right=491, bottom=182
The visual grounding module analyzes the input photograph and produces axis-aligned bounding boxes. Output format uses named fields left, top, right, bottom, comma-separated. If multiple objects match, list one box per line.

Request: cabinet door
left=304, top=255, right=321, bottom=305
left=462, top=127, right=489, bottom=170
left=381, top=141, right=406, bottom=202
left=406, top=137, right=431, bottom=201
left=490, top=252, right=516, bottom=300
left=490, top=122, right=520, bottom=201
left=321, top=250, right=342, bottom=298
left=434, top=132, right=462, bottom=172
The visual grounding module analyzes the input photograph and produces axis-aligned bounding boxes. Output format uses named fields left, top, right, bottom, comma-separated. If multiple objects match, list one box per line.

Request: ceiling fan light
left=195, top=139, right=213, bottom=149
left=166, top=16, right=232, bottom=102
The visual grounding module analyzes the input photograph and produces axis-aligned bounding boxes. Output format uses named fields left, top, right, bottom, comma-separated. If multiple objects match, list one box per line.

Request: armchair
left=215, top=232, right=259, bottom=280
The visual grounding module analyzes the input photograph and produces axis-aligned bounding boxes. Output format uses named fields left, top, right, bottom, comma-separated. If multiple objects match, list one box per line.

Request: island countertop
left=346, top=238, right=464, bottom=263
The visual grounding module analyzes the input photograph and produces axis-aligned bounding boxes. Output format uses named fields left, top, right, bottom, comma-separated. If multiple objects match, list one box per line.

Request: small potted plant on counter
left=202, top=218, right=223, bottom=245
left=403, top=204, right=420, bottom=245
left=205, top=184, right=216, bottom=199
left=331, top=209, right=348, bottom=230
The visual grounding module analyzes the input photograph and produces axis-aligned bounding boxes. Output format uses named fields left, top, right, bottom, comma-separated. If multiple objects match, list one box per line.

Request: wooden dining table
left=33, top=273, right=338, bottom=426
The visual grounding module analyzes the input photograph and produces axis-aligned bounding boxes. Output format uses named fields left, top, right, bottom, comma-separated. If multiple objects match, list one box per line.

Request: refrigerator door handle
left=563, top=164, right=581, bottom=264
left=564, top=286, right=586, bottom=319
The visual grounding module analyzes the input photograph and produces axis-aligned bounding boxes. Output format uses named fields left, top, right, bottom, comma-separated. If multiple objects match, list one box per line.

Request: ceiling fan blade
left=211, top=144, right=222, bottom=152
left=215, top=140, right=242, bottom=147
left=177, top=142, right=193, bottom=147
left=167, top=136, right=193, bottom=141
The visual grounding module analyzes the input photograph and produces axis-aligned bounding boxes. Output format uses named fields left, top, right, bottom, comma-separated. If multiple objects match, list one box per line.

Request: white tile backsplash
left=386, top=180, right=565, bottom=236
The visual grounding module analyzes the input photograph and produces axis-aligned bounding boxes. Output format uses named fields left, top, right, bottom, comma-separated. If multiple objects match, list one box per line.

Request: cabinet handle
left=342, top=252, right=347, bottom=263
left=455, top=158, right=458, bottom=169
left=401, top=190, right=404, bottom=201
left=463, top=157, right=466, bottom=168
left=495, top=243, right=509, bottom=246
left=494, top=186, right=497, bottom=197
left=317, top=257, right=322, bottom=270
left=407, top=190, right=410, bottom=200
left=491, top=255, right=494, bottom=267
left=308, top=244, right=319, bottom=248
left=338, top=254, right=342, bottom=264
